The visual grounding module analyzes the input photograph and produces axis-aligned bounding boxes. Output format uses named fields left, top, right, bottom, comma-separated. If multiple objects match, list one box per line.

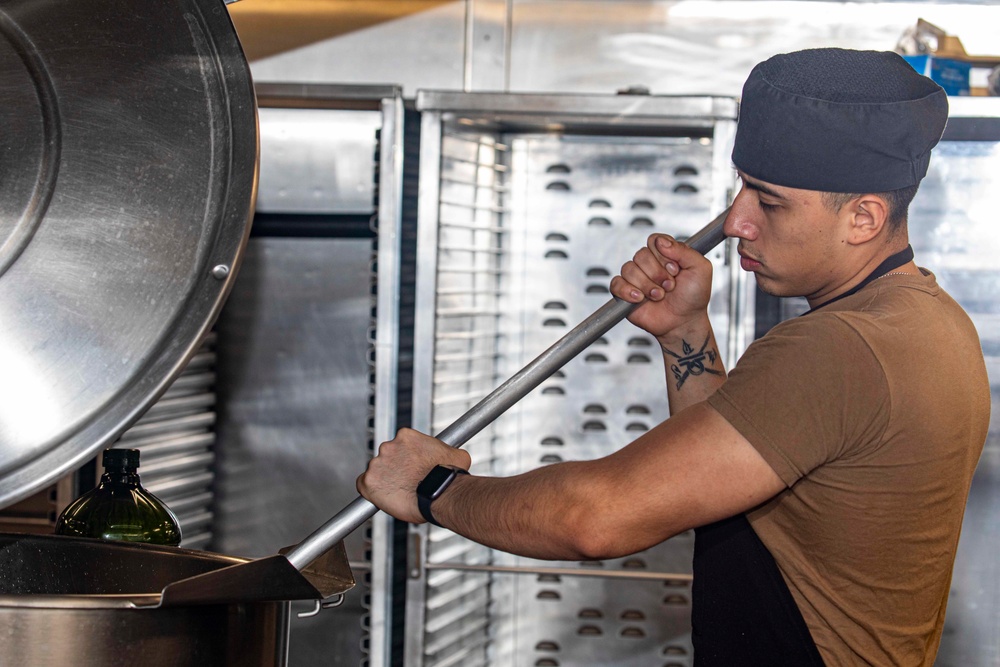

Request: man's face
left=724, top=171, right=850, bottom=305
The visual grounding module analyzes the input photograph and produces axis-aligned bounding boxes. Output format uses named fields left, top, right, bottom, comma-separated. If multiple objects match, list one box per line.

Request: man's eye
left=758, top=200, right=778, bottom=211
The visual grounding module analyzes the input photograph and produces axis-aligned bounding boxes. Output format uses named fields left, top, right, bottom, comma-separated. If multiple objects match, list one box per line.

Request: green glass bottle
left=54, top=449, right=182, bottom=546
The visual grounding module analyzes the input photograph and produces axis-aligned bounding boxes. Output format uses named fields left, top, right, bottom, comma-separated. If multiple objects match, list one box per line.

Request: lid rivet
left=211, top=264, right=230, bottom=280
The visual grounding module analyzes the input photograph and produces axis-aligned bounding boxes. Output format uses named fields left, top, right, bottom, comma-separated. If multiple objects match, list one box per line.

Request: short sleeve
left=707, top=313, right=890, bottom=487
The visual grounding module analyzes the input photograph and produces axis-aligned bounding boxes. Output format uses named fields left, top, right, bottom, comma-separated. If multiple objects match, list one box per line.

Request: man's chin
left=754, top=277, right=797, bottom=299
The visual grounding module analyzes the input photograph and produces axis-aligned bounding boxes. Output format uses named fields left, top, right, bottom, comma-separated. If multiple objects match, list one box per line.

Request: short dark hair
left=822, top=184, right=921, bottom=233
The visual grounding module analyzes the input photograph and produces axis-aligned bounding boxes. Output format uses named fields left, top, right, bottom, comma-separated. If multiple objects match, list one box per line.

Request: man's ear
left=845, top=194, right=889, bottom=245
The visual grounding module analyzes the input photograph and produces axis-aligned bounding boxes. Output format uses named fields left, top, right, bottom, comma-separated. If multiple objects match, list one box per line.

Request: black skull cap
left=732, top=48, right=949, bottom=193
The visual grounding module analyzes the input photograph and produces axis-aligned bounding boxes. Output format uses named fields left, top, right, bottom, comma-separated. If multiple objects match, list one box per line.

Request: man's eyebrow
left=736, top=172, right=786, bottom=200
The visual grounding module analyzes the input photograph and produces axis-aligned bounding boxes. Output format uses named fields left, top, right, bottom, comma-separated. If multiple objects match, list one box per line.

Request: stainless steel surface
left=255, top=82, right=402, bottom=106
left=426, top=562, right=694, bottom=583
left=368, top=90, right=408, bottom=667
left=156, top=547, right=353, bottom=607
left=213, top=165, right=375, bottom=570
left=0, top=473, right=75, bottom=535
left=237, top=1, right=998, bottom=98
left=0, top=533, right=289, bottom=666
left=948, top=96, right=1000, bottom=118
left=234, top=0, right=467, bottom=93
left=212, top=83, right=408, bottom=667
left=403, top=93, right=738, bottom=666
left=212, top=238, right=368, bottom=656
left=463, top=0, right=511, bottom=92
left=0, top=0, right=257, bottom=507
left=283, top=209, right=727, bottom=571
left=256, top=107, right=380, bottom=214
left=417, top=90, right=739, bottom=124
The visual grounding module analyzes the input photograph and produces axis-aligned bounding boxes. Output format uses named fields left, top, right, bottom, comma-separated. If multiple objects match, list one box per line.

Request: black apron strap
left=692, top=514, right=826, bottom=667
left=806, top=244, right=914, bottom=314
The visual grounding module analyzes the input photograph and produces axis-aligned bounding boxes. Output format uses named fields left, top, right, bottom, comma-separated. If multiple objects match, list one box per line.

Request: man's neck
left=806, top=241, right=915, bottom=309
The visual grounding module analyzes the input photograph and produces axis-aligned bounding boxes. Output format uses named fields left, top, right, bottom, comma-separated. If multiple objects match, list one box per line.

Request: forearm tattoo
left=664, top=336, right=722, bottom=390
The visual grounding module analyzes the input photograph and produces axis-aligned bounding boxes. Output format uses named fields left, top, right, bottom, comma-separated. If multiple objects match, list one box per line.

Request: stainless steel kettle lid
left=0, top=0, right=257, bottom=506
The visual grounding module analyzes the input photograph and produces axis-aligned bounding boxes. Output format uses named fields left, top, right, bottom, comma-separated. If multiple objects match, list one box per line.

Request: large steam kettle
left=0, top=0, right=284, bottom=664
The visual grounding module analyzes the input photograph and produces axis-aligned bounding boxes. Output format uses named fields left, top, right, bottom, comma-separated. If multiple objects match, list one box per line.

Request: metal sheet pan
left=0, top=0, right=257, bottom=506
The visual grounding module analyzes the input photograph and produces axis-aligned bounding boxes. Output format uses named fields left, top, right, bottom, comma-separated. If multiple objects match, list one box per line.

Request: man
left=357, top=49, right=991, bottom=665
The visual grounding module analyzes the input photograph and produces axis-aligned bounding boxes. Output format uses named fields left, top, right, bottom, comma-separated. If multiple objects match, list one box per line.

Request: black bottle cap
left=103, top=448, right=140, bottom=472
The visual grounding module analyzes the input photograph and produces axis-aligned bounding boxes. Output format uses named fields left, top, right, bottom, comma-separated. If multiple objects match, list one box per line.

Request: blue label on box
left=903, top=54, right=970, bottom=95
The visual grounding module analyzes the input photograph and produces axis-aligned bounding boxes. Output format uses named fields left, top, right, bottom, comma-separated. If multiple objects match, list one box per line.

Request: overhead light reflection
left=0, top=344, right=65, bottom=451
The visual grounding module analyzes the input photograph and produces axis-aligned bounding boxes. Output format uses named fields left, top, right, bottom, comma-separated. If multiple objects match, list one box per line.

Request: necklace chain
left=875, top=271, right=911, bottom=281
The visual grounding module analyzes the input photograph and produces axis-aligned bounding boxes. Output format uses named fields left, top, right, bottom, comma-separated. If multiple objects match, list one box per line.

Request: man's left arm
left=357, top=403, right=784, bottom=560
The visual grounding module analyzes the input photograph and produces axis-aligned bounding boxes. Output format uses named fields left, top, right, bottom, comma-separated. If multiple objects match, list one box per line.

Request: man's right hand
left=609, top=234, right=715, bottom=343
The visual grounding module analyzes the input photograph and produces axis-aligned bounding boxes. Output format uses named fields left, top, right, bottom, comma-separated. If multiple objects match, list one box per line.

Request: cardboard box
left=899, top=20, right=1000, bottom=96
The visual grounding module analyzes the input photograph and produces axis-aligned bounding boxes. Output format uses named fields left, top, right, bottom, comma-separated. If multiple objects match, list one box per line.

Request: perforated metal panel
left=407, top=92, right=741, bottom=667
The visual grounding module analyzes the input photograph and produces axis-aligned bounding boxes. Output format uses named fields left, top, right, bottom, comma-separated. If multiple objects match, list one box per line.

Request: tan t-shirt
left=707, top=271, right=991, bottom=666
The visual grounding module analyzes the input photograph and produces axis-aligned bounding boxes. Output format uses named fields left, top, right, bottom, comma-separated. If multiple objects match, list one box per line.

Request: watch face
left=418, top=466, right=457, bottom=500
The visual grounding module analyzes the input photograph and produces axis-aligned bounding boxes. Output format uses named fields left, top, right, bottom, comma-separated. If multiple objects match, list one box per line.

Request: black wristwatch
left=416, top=465, right=469, bottom=527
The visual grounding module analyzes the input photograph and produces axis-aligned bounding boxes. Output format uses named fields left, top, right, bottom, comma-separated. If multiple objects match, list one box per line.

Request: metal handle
left=284, top=207, right=731, bottom=570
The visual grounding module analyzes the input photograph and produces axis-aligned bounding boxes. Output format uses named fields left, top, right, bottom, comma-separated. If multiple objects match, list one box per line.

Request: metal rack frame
left=405, top=91, right=740, bottom=667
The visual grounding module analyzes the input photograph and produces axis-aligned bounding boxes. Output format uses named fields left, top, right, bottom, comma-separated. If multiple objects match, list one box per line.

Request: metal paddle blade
left=155, top=541, right=355, bottom=607
left=281, top=540, right=356, bottom=599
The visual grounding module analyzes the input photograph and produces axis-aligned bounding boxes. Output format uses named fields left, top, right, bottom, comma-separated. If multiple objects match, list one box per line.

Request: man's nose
left=723, top=189, right=758, bottom=241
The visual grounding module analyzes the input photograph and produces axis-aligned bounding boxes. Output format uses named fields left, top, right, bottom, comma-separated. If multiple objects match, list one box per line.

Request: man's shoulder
left=746, top=310, right=872, bottom=360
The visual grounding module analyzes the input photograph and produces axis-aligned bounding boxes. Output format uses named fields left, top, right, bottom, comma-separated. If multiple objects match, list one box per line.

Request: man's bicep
left=604, top=402, right=786, bottom=542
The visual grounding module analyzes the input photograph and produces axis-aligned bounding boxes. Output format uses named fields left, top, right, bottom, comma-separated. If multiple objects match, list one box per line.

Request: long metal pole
left=285, top=208, right=730, bottom=570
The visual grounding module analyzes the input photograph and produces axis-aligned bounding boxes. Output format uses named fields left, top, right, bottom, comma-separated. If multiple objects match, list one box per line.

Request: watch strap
left=417, top=466, right=469, bottom=527
left=417, top=492, right=441, bottom=527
